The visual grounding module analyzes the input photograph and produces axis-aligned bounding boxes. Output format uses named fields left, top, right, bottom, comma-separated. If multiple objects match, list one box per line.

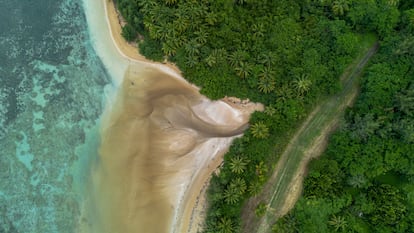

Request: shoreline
left=104, top=0, right=183, bottom=76
left=97, top=1, right=264, bottom=232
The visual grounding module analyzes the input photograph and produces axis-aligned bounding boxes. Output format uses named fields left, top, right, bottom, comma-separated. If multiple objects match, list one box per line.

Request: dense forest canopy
left=115, top=0, right=414, bottom=232
left=274, top=32, right=414, bottom=233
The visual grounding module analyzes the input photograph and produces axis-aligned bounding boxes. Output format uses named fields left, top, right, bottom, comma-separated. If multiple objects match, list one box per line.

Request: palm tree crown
left=229, top=156, right=249, bottom=174
left=251, top=121, right=270, bottom=139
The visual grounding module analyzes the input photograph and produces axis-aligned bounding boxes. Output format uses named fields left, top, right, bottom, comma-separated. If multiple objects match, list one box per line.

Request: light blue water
left=0, top=0, right=110, bottom=232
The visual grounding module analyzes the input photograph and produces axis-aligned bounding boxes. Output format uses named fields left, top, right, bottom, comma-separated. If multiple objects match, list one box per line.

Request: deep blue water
left=0, top=0, right=110, bottom=232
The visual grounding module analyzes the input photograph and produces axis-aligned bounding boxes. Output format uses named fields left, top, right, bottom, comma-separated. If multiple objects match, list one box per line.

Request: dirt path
left=242, top=41, right=379, bottom=233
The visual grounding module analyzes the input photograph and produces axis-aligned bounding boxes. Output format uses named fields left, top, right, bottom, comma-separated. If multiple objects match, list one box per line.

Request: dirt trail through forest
left=242, top=42, right=379, bottom=233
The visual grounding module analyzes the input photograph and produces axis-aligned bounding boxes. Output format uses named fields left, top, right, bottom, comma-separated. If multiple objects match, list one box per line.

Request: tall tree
left=235, top=62, right=253, bottom=79
left=293, top=75, right=312, bottom=96
left=229, top=156, right=249, bottom=174
left=258, top=76, right=276, bottom=94
left=332, top=0, right=349, bottom=16
left=217, top=217, right=234, bottom=233
left=328, top=215, right=347, bottom=232
left=251, top=121, right=270, bottom=139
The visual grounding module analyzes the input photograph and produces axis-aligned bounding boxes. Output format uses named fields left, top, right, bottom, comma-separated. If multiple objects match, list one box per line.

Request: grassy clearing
left=242, top=35, right=378, bottom=233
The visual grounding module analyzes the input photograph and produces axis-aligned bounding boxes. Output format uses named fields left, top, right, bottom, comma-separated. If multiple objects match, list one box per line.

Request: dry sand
left=105, top=0, right=182, bottom=75
left=79, top=1, right=263, bottom=232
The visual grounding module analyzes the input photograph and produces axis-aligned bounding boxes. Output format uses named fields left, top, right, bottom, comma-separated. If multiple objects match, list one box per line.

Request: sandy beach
left=81, top=0, right=263, bottom=232
left=105, top=0, right=183, bottom=75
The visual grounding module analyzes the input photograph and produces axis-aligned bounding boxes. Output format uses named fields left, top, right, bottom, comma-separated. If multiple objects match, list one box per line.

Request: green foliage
left=367, top=184, right=407, bottom=226
left=347, top=0, right=401, bottom=38
left=250, top=121, right=269, bottom=139
left=121, top=24, right=137, bottom=42
left=332, top=0, right=350, bottom=16
left=255, top=203, right=267, bottom=217
left=138, top=38, right=163, bottom=61
left=293, top=75, right=312, bottom=97
left=114, top=0, right=414, bottom=232
left=328, top=215, right=347, bottom=232
left=224, top=178, right=247, bottom=204
left=279, top=18, right=414, bottom=232
left=304, top=158, right=344, bottom=199
left=216, top=217, right=234, bottom=233
left=272, top=213, right=298, bottom=233
left=229, top=156, right=249, bottom=174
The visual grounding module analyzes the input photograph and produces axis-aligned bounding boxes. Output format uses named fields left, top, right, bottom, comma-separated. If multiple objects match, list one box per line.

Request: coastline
left=85, top=0, right=264, bottom=232
left=104, top=0, right=183, bottom=76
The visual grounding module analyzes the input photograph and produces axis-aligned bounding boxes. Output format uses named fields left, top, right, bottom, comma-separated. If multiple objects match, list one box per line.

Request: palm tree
left=248, top=181, right=262, bottom=196
left=185, top=55, right=199, bottom=68
left=293, top=75, right=312, bottom=96
left=164, top=0, right=178, bottom=6
left=217, top=217, right=233, bottom=233
left=205, top=48, right=227, bottom=67
left=205, top=54, right=216, bottom=67
left=146, top=23, right=160, bottom=40
left=161, top=41, right=176, bottom=56
left=328, top=215, right=347, bottom=232
left=205, top=12, right=218, bottom=25
left=252, top=23, right=265, bottom=39
left=258, top=52, right=276, bottom=68
left=251, top=121, right=269, bottom=139
left=387, top=0, right=399, bottom=6
left=347, top=174, right=367, bottom=188
left=232, top=177, right=247, bottom=195
left=276, top=84, right=294, bottom=102
left=228, top=50, right=248, bottom=68
left=224, top=178, right=247, bottom=204
left=173, top=17, right=189, bottom=33
left=258, top=67, right=276, bottom=93
left=235, top=62, right=253, bottom=79
left=184, top=39, right=200, bottom=56
left=259, top=66, right=275, bottom=80
left=157, top=24, right=170, bottom=40
left=264, top=105, right=276, bottom=116
left=332, top=0, right=349, bottom=16
left=138, top=0, right=157, bottom=14
left=184, top=3, right=207, bottom=24
left=229, top=156, right=249, bottom=174
left=224, top=185, right=239, bottom=204
left=195, top=29, right=209, bottom=44
left=258, top=76, right=275, bottom=93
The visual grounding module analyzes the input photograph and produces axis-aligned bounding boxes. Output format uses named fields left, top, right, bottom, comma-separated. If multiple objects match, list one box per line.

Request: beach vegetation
left=250, top=122, right=269, bottom=139
left=115, top=0, right=414, bottom=232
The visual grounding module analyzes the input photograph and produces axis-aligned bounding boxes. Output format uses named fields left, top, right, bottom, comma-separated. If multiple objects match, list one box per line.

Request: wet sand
left=80, top=0, right=263, bottom=232
left=85, top=64, right=256, bottom=233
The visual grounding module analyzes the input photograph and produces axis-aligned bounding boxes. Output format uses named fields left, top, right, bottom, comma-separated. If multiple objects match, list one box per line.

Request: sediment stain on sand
left=80, top=0, right=263, bottom=231
left=82, top=64, right=250, bottom=233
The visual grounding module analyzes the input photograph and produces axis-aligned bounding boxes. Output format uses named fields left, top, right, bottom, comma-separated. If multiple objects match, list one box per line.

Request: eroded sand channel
left=81, top=64, right=255, bottom=233
left=80, top=0, right=262, bottom=231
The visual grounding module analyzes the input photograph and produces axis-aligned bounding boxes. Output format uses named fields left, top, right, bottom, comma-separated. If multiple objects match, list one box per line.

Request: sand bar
left=81, top=0, right=263, bottom=232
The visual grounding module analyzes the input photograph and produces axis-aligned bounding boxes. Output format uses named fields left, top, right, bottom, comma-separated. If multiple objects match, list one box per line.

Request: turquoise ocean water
left=0, top=0, right=111, bottom=232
